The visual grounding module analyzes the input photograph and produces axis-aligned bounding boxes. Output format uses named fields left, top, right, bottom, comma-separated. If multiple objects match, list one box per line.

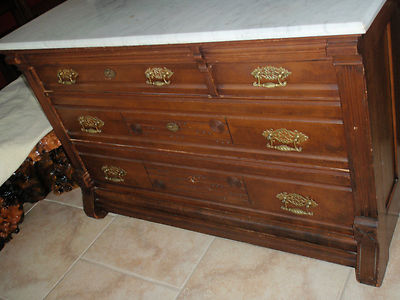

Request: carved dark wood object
left=0, top=131, right=77, bottom=250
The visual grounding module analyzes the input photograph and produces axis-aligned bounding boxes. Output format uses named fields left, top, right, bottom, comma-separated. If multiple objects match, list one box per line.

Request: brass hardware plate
left=57, top=68, right=78, bottom=85
left=145, top=67, right=174, bottom=86
left=101, top=165, right=127, bottom=183
left=251, top=66, right=291, bottom=88
left=166, top=122, right=179, bottom=132
left=262, top=128, right=308, bottom=152
left=104, top=68, right=116, bottom=79
left=78, top=116, right=105, bottom=134
left=276, top=192, right=318, bottom=216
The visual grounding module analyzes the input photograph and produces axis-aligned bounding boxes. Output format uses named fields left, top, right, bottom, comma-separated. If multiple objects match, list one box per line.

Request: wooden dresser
left=1, top=0, right=399, bottom=286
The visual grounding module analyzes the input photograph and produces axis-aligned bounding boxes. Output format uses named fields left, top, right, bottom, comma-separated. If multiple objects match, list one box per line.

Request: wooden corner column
left=330, top=0, right=400, bottom=286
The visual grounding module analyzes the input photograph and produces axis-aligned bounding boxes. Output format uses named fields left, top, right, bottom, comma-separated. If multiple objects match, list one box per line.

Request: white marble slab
left=0, top=0, right=386, bottom=50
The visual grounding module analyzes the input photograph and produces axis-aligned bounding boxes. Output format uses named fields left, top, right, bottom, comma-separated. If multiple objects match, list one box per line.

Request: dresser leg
left=75, top=170, right=107, bottom=219
left=353, top=216, right=386, bottom=286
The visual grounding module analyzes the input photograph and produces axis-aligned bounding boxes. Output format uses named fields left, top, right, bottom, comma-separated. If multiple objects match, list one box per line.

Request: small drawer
left=145, top=163, right=249, bottom=206
left=35, top=63, right=208, bottom=95
left=122, top=111, right=232, bottom=146
left=245, top=176, right=354, bottom=226
left=80, top=154, right=152, bottom=189
left=212, top=61, right=338, bottom=98
left=55, top=107, right=130, bottom=139
left=227, top=116, right=347, bottom=160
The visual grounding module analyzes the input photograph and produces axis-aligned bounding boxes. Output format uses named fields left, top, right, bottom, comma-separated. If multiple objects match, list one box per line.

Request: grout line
left=42, top=215, right=116, bottom=299
left=81, top=257, right=180, bottom=291
left=43, top=198, right=83, bottom=210
left=175, top=236, right=216, bottom=300
left=23, top=202, right=39, bottom=215
left=339, top=268, right=352, bottom=300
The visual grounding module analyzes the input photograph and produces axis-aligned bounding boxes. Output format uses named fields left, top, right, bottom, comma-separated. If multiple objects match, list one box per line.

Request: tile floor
left=1, top=189, right=400, bottom=300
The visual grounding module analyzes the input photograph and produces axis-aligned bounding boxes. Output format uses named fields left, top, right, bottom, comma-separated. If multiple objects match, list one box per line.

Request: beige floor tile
left=45, top=187, right=83, bottom=208
left=46, top=259, right=178, bottom=300
left=0, top=201, right=113, bottom=300
left=341, top=220, right=400, bottom=300
left=178, top=238, right=351, bottom=300
left=83, top=216, right=213, bottom=288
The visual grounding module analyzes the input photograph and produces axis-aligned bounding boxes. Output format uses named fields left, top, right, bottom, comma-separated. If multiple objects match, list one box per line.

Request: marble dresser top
left=0, top=0, right=386, bottom=50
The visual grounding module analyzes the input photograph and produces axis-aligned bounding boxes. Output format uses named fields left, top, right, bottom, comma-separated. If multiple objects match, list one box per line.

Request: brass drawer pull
left=166, top=122, right=179, bottom=132
left=145, top=67, right=174, bottom=86
left=78, top=116, right=105, bottom=134
left=57, top=68, right=78, bottom=85
left=262, top=128, right=308, bottom=152
left=276, top=192, right=318, bottom=216
left=104, top=68, right=116, bottom=79
left=251, top=66, right=291, bottom=88
left=101, top=165, right=127, bottom=183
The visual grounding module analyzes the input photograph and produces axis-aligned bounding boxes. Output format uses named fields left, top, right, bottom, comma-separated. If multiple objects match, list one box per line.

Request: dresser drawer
left=80, top=154, right=152, bottom=189
left=36, top=63, right=208, bottom=95
left=212, top=60, right=338, bottom=98
left=227, top=117, right=347, bottom=160
left=122, top=111, right=232, bottom=146
left=245, top=177, right=354, bottom=226
left=55, top=107, right=130, bottom=138
left=145, top=163, right=250, bottom=206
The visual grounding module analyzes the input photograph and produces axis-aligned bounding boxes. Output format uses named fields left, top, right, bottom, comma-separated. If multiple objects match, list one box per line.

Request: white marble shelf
left=0, top=0, right=386, bottom=50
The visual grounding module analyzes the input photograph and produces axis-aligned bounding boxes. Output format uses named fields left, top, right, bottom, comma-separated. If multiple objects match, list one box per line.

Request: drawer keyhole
left=227, top=176, right=242, bottom=188
left=152, top=179, right=166, bottom=189
left=131, top=123, right=143, bottom=135
left=209, top=119, right=225, bottom=133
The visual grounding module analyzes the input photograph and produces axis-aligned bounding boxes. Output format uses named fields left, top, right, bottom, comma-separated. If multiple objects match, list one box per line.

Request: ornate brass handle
left=57, top=68, right=78, bottom=85
left=101, top=165, right=127, bottom=183
left=78, top=116, right=105, bottom=134
left=262, top=128, right=308, bottom=152
left=276, top=192, right=318, bottom=216
left=251, top=66, right=291, bottom=88
left=145, top=67, right=174, bottom=86
left=166, top=122, right=179, bottom=132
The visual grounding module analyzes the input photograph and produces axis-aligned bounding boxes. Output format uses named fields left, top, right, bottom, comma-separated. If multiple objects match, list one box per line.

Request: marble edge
left=0, top=22, right=366, bottom=51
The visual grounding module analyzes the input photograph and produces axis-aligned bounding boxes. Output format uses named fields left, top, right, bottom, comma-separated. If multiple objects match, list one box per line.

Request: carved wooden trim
left=353, top=216, right=381, bottom=286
